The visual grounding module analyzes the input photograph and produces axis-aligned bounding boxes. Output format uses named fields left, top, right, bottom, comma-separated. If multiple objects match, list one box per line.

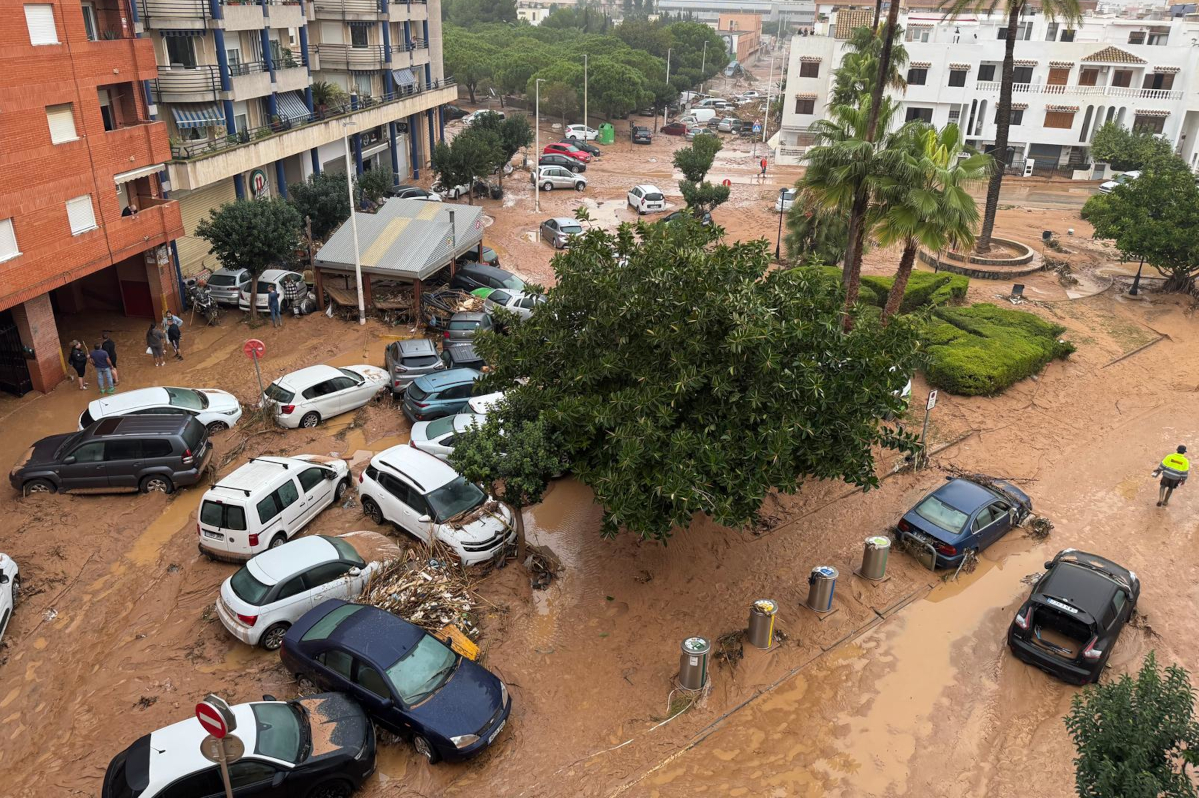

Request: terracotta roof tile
left=1081, top=46, right=1147, bottom=64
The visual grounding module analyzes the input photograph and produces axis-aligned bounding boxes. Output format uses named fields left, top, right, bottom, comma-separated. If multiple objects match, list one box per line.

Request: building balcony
left=153, top=59, right=311, bottom=103
left=973, top=81, right=1183, bottom=101
left=107, top=197, right=185, bottom=263
left=105, top=120, right=173, bottom=166
left=309, top=0, right=383, bottom=21
left=390, top=0, right=428, bottom=20
left=73, top=35, right=160, bottom=83
left=314, top=43, right=388, bottom=71
left=138, top=0, right=305, bottom=30
left=153, top=65, right=223, bottom=103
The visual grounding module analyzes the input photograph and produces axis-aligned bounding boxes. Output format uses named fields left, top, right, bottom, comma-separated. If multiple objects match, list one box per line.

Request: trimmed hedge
left=810, top=267, right=969, bottom=311
left=924, top=304, right=1075, bottom=396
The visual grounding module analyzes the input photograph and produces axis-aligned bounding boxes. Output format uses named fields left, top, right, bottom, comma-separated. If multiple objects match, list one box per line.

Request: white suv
left=217, top=534, right=382, bottom=649
left=0, top=553, right=18, bottom=644
left=357, top=445, right=514, bottom=565
left=628, top=185, right=667, bottom=214
left=198, top=455, right=351, bottom=561
left=78, top=386, right=242, bottom=435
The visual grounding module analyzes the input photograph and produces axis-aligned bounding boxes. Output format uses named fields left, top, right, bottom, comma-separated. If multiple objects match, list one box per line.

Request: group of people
left=66, top=333, right=119, bottom=394
left=146, top=312, right=184, bottom=367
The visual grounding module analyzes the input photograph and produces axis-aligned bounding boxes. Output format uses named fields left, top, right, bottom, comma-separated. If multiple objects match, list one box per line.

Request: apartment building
left=657, top=0, right=815, bottom=28
left=139, top=0, right=454, bottom=278
left=0, top=0, right=185, bottom=395
left=716, top=13, right=763, bottom=62
left=776, top=11, right=1199, bottom=174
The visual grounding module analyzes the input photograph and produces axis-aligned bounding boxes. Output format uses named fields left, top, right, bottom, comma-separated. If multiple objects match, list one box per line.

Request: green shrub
left=808, top=267, right=968, bottom=311
left=925, top=304, right=1075, bottom=396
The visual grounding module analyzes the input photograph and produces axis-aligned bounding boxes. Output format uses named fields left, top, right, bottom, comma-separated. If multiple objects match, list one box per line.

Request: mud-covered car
left=1008, top=549, right=1139, bottom=684
left=895, top=477, right=1032, bottom=569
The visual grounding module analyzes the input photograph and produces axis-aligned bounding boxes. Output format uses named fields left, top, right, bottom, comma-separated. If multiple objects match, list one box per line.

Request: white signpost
left=919, top=390, right=938, bottom=468
left=195, top=695, right=241, bottom=798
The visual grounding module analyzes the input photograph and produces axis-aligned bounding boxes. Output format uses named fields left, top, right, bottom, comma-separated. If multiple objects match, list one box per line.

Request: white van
left=198, top=455, right=351, bottom=562
left=688, top=108, right=717, bottom=124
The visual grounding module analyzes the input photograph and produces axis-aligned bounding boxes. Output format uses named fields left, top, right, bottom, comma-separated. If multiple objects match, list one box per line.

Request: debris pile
left=524, top=543, right=563, bottom=590
left=714, top=630, right=745, bottom=668
left=360, top=551, right=479, bottom=640
left=1026, top=516, right=1054, bottom=540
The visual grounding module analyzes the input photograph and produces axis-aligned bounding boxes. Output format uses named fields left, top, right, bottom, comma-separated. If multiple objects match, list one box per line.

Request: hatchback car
left=0, top=553, right=19, bottom=645
left=685, top=126, right=705, bottom=141
left=281, top=601, right=511, bottom=763
left=441, top=343, right=487, bottom=372
left=218, top=534, right=382, bottom=650
left=410, top=413, right=483, bottom=462
left=1098, top=170, right=1140, bottom=194
left=540, top=217, right=583, bottom=249
left=628, top=185, right=667, bottom=214
left=385, top=338, right=445, bottom=395
left=449, top=263, right=526, bottom=293
left=357, top=446, right=515, bottom=565
left=440, top=311, right=494, bottom=348
left=631, top=125, right=652, bottom=144
left=543, top=142, right=591, bottom=163
left=238, top=269, right=306, bottom=313
left=462, top=110, right=505, bottom=126
left=662, top=209, right=713, bottom=226
left=895, top=477, right=1032, bottom=569
left=401, top=369, right=484, bottom=423
left=775, top=188, right=797, bottom=213
left=564, top=124, right=599, bottom=140
left=532, top=165, right=586, bottom=192
left=562, top=138, right=601, bottom=157
left=205, top=267, right=251, bottom=306
left=79, top=386, right=242, bottom=435
left=1008, top=549, right=1140, bottom=684
left=101, top=694, right=375, bottom=798
left=262, top=364, right=389, bottom=429
left=388, top=185, right=442, bottom=201
left=661, top=122, right=687, bottom=136
left=538, top=153, right=587, bottom=173
left=482, top=288, right=545, bottom=320
left=11, top=415, right=211, bottom=496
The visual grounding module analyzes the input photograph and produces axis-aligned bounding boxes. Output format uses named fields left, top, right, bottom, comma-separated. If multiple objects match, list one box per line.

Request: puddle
left=127, top=492, right=204, bottom=568
left=195, top=640, right=265, bottom=674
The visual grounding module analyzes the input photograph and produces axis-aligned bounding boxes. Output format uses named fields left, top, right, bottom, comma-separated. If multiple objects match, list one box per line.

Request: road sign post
left=197, top=695, right=241, bottom=798
left=200, top=734, right=244, bottom=798
left=919, top=390, right=938, bottom=468
left=243, top=339, right=266, bottom=402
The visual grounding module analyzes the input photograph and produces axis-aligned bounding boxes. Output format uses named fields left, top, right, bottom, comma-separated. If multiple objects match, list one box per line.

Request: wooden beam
left=313, top=267, right=326, bottom=312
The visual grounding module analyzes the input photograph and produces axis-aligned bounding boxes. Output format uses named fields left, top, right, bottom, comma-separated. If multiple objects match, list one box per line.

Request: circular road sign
left=242, top=339, right=265, bottom=361
left=199, top=734, right=245, bottom=764
left=196, top=701, right=230, bottom=739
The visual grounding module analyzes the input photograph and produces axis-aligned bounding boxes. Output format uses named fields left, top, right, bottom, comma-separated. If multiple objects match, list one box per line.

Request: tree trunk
left=882, top=239, right=918, bottom=323
left=978, top=3, right=1022, bottom=253
left=513, top=503, right=527, bottom=563
left=866, top=0, right=900, bottom=142
left=1163, top=270, right=1196, bottom=293
left=872, top=0, right=883, bottom=30
left=249, top=277, right=259, bottom=323
left=467, top=84, right=477, bottom=104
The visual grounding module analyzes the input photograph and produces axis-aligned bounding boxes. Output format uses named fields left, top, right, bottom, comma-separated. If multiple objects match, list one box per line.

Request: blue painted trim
left=267, top=93, right=279, bottom=120
left=260, top=29, right=277, bottom=83
left=275, top=161, right=288, bottom=198
left=234, top=173, right=246, bottom=200
left=127, top=0, right=140, bottom=26
left=353, top=134, right=364, bottom=175
left=426, top=108, right=435, bottom=159
left=382, top=17, right=393, bottom=64
left=304, top=86, right=314, bottom=112
left=409, top=114, right=419, bottom=179
left=311, top=149, right=321, bottom=175
left=142, top=80, right=156, bottom=120
left=208, top=0, right=223, bottom=19
left=222, top=99, right=237, bottom=136
left=298, top=26, right=312, bottom=75
left=214, top=29, right=232, bottom=92
left=389, top=121, right=400, bottom=180
left=438, top=105, right=446, bottom=141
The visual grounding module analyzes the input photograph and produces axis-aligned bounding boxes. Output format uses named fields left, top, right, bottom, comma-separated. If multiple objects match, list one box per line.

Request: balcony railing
left=973, top=81, right=1183, bottom=100
left=153, top=65, right=222, bottom=98
left=138, top=0, right=301, bottom=17
left=314, top=43, right=389, bottom=69
left=312, top=0, right=381, bottom=14
left=395, top=39, right=427, bottom=51
left=168, top=77, right=454, bottom=159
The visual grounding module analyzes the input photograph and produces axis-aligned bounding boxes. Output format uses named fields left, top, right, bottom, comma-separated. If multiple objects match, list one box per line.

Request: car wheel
left=268, top=533, right=287, bottom=550
left=300, top=411, right=320, bottom=428
left=335, top=478, right=350, bottom=501
left=575, top=182, right=585, bottom=191
left=140, top=475, right=174, bottom=494
left=568, top=133, right=577, bottom=139
left=362, top=497, right=385, bottom=525
left=206, top=421, right=228, bottom=435
left=296, top=674, right=319, bottom=694
left=542, top=182, right=553, bottom=191
left=260, top=622, right=290, bottom=651
left=413, top=734, right=441, bottom=764
left=22, top=479, right=55, bottom=496
left=570, top=165, right=580, bottom=173
left=305, top=780, right=353, bottom=798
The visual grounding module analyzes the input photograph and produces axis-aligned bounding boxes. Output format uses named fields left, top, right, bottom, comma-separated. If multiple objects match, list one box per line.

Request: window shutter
left=24, top=4, right=58, bottom=45
left=0, top=219, right=18, bottom=261
left=46, top=104, right=77, bottom=144
left=66, top=195, right=97, bottom=235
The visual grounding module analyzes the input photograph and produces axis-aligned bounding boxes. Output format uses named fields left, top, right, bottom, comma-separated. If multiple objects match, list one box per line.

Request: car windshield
left=501, top=275, right=526, bottom=290
left=401, top=354, right=439, bottom=368
left=913, top=495, right=970, bottom=534
left=229, top=566, right=271, bottom=605
left=208, top=274, right=238, bottom=287
left=264, top=383, right=294, bottom=403
left=336, top=368, right=363, bottom=384
left=165, top=387, right=207, bottom=410
left=301, top=603, right=364, bottom=641
left=560, top=223, right=583, bottom=234
left=423, top=415, right=456, bottom=440
left=426, top=476, right=486, bottom=523
left=449, top=319, right=479, bottom=331
left=385, top=635, right=458, bottom=705
left=252, top=703, right=304, bottom=764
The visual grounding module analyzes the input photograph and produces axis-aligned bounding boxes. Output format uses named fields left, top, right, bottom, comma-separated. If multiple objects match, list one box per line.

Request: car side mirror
left=348, top=567, right=361, bottom=577
left=1044, top=561, right=1054, bottom=570
left=262, top=694, right=277, bottom=701
left=63, top=456, right=76, bottom=465
left=0, top=574, right=8, bottom=585
left=378, top=698, right=394, bottom=710
left=419, top=514, right=431, bottom=523
left=272, top=772, right=286, bottom=788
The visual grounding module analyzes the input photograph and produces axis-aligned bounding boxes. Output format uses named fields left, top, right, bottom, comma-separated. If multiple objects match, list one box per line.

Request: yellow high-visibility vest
left=1161, top=453, right=1190, bottom=475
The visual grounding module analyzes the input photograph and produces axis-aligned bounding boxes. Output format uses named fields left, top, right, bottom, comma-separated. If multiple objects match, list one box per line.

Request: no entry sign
left=242, top=339, right=265, bottom=360
left=196, top=695, right=237, bottom=739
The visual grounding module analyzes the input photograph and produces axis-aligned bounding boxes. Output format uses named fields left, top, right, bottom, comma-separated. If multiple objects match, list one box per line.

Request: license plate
left=203, top=530, right=224, bottom=540
left=488, top=719, right=506, bottom=745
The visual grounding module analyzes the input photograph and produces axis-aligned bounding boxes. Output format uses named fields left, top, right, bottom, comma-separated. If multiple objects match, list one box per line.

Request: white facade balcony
left=973, top=81, right=1184, bottom=102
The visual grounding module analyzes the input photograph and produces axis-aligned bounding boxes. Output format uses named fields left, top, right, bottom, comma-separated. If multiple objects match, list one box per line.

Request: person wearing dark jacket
left=67, top=340, right=88, bottom=390
left=101, top=331, right=119, bottom=385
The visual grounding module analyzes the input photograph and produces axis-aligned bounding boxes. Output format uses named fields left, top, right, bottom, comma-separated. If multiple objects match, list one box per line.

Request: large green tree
left=462, top=217, right=922, bottom=541
left=470, top=112, right=533, bottom=186
left=195, top=199, right=301, bottom=321
left=288, top=171, right=349, bottom=240
left=443, top=0, right=516, bottom=27
left=542, top=81, right=579, bottom=129
left=444, top=29, right=499, bottom=103
left=785, top=190, right=850, bottom=267
left=356, top=167, right=395, bottom=209
left=429, top=128, right=503, bottom=205
left=1091, top=122, right=1174, bottom=172
left=1065, top=651, right=1199, bottom=798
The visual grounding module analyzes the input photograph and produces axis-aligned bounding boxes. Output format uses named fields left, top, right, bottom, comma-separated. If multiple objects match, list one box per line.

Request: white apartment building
left=775, top=11, right=1199, bottom=177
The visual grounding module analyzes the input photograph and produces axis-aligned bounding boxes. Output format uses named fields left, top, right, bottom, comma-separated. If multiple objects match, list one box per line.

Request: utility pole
left=757, top=49, right=776, bottom=158
left=535, top=78, right=544, bottom=213
left=700, top=40, right=708, bottom=95
left=583, top=53, right=588, bottom=126
left=342, top=121, right=364, bottom=325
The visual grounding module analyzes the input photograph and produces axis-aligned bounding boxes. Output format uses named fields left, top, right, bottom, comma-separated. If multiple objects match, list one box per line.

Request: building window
left=1133, top=114, right=1166, bottom=134
left=165, top=36, right=197, bottom=68
left=1112, top=70, right=1133, bottom=88
left=948, top=107, right=961, bottom=124
left=46, top=104, right=78, bottom=144
left=998, top=22, right=1033, bottom=41
left=98, top=88, right=115, bottom=131
left=351, top=25, right=368, bottom=48
left=906, top=27, right=930, bottom=42
left=1078, top=68, right=1099, bottom=86
left=354, top=72, right=373, bottom=97
left=81, top=2, right=98, bottom=41
left=948, top=69, right=967, bottom=87
left=978, top=64, right=996, bottom=82
left=1012, top=66, right=1033, bottom=84
left=905, top=107, right=933, bottom=123
left=799, top=61, right=819, bottom=78
left=1127, top=31, right=1146, bottom=44
left=1060, top=29, right=1075, bottom=42
left=0, top=219, right=19, bottom=262
left=907, top=68, right=927, bottom=86
left=794, top=97, right=815, bottom=114
left=1148, top=32, right=1168, bottom=45
left=24, top=4, right=58, bottom=45
left=1144, top=72, right=1175, bottom=90
left=1045, top=22, right=1058, bottom=41
left=66, top=195, right=97, bottom=235
left=996, top=108, right=1024, bottom=125
left=1044, top=110, right=1075, bottom=129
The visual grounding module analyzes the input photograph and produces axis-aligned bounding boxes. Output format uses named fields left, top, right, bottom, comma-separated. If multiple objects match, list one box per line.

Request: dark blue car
left=896, top=477, right=1032, bottom=569
left=280, top=600, right=510, bottom=764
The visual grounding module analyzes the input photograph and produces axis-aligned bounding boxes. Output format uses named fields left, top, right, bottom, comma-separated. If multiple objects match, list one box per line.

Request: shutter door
left=321, top=22, right=344, bottom=44
left=66, top=196, right=96, bottom=234
left=47, top=105, right=77, bottom=144
left=176, top=180, right=237, bottom=277
left=24, top=5, right=58, bottom=45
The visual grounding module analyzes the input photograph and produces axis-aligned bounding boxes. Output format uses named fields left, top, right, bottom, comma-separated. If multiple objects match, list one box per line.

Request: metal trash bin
left=747, top=599, right=777, bottom=649
left=806, top=566, right=838, bottom=613
left=860, top=536, right=891, bottom=581
left=679, top=637, right=710, bottom=690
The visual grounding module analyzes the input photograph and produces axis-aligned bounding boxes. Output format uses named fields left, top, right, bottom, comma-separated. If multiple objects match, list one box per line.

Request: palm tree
left=830, top=25, right=908, bottom=108
left=937, top=0, right=1082, bottom=251
left=874, top=123, right=991, bottom=321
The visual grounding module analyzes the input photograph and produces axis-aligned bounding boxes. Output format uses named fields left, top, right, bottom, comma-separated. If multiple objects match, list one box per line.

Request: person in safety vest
left=1152, top=445, right=1189, bottom=506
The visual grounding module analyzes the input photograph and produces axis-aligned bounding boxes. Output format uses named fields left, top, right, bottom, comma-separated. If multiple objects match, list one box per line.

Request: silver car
left=532, top=165, right=586, bottom=192
left=206, top=268, right=251, bottom=306
left=483, top=288, right=546, bottom=320
left=384, top=337, right=445, bottom=395
left=441, top=311, right=496, bottom=348
left=540, top=217, right=583, bottom=249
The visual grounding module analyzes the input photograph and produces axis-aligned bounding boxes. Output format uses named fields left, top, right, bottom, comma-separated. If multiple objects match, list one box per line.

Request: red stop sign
left=242, top=339, right=265, bottom=361
left=195, top=701, right=229, bottom=739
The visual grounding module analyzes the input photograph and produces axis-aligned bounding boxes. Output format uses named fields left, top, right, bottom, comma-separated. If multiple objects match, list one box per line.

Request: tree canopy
left=288, top=171, right=350, bottom=240
left=430, top=127, right=503, bottom=204
left=195, top=198, right=301, bottom=320
left=442, top=0, right=516, bottom=28
left=672, top=132, right=721, bottom=183
left=1090, top=122, right=1174, bottom=172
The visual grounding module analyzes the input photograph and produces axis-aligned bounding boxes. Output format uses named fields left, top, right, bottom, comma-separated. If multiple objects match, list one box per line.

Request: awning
left=114, top=163, right=164, bottom=186
left=161, top=29, right=205, bottom=37
left=276, top=91, right=310, bottom=123
left=170, top=103, right=225, bottom=130
left=391, top=67, right=416, bottom=87
left=348, top=20, right=375, bottom=26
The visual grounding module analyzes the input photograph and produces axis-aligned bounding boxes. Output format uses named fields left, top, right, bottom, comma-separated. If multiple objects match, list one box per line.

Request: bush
left=924, top=304, right=1075, bottom=396
left=812, top=267, right=969, bottom=311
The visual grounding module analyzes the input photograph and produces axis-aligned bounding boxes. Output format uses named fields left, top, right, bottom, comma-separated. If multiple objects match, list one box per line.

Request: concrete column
left=260, top=29, right=277, bottom=84
left=389, top=121, right=400, bottom=180
left=311, top=149, right=321, bottom=175
left=223, top=99, right=237, bottom=136
left=299, top=25, right=313, bottom=76
left=12, top=294, right=64, bottom=393
left=438, top=105, right=446, bottom=142
left=234, top=173, right=246, bottom=199
left=214, top=29, right=233, bottom=92
left=275, top=161, right=288, bottom=198
left=409, top=114, right=420, bottom=178
left=426, top=108, right=435, bottom=159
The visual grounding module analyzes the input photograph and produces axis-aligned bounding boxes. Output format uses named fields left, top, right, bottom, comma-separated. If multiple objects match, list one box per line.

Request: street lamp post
left=535, top=78, right=544, bottom=213
left=700, top=40, right=708, bottom=95
left=342, top=121, right=365, bottom=325
left=756, top=49, right=776, bottom=158
left=776, top=188, right=786, bottom=261
left=583, top=54, right=588, bottom=127
left=658, top=47, right=672, bottom=132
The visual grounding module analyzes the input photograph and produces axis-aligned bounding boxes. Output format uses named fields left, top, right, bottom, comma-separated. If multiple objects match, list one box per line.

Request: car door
left=302, top=379, right=338, bottom=418
left=296, top=465, right=335, bottom=524
left=314, top=647, right=356, bottom=694
left=223, top=759, right=282, bottom=796
left=350, top=657, right=405, bottom=733
left=541, top=221, right=555, bottom=244
left=268, top=574, right=310, bottom=626
left=629, top=187, right=642, bottom=207
left=303, top=561, right=357, bottom=610
left=103, top=437, right=142, bottom=490
left=979, top=501, right=1013, bottom=547
left=377, top=473, right=427, bottom=540
left=274, top=478, right=306, bottom=535
left=58, top=441, right=108, bottom=491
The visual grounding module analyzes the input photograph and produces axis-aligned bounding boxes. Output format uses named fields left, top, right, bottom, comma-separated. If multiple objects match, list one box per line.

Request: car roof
left=445, top=343, right=481, bottom=362
left=1036, top=561, right=1123, bottom=618
left=397, top=338, right=438, bottom=355
left=414, top=367, right=482, bottom=390
left=312, top=602, right=426, bottom=666
left=550, top=217, right=576, bottom=225
left=453, top=413, right=484, bottom=433
left=258, top=269, right=294, bottom=281
left=459, top=263, right=512, bottom=279
left=633, top=184, right=661, bottom=192
left=276, top=364, right=343, bottom=389
left=85, top=414, right=193, bottom=437
left=247, top=535, right=340, bottom=585
left=467, top=391, right=504, bottom=414
left=210, top=456, right=308, bottom=496
left=146, top=703, right=264, bottom=792
left=930, top=478, right=998, bottom=514
left=89, top=387, right=174, bottom=415
left=373, top=444, right=460, bottom=492
left=211, top=267, right=246, bottom=276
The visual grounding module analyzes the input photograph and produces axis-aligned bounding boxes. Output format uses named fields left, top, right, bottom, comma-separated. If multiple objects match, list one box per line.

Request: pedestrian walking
left=759, top=156, right=768, bottom=181
left=145, top=322, right=165, bottom=367
left=101, top=330, right=119, bottom=385
left=164, top=313, right=183, bottom=360
left=267, top=284, right=282, bottom=328
left=67, top=340, right=88, bottom=390
left=90, top=341, right=114, bottom=394
left=1152, top=445, right=1190, bottom=506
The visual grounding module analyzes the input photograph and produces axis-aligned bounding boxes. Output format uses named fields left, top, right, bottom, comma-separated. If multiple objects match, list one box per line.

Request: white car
left=462, top=110, right=506, bottom=126
left=216, top=534, right=381, bottom=649
left=628, top=185, right=667, bottom=215
left=482, top=288, right=545, bottom=320
left=262, top=364, right=388, bottom=428
left=565, top=124, right=599, bottom=141
left=738, top=91, right=761, bottom=103
left=467, top=391, right=505, bottom=415
left=78, top=386, right=242, bottom=434
left=1098, top=170, right=1140, bottom=194
left=775, top=188, right=797, bottom=213
left=358, top=445, right=515, bottom=566
left=238, top=268, right=306, bottom=312
left=0, top=553, right=19, bottom=644
left=410, top=413, right=484, bottom=461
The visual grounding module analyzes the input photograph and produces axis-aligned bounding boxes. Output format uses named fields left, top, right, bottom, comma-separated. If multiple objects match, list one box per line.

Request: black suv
left=631, top=126, right=652, bottom=145
left=441, top=342, right=487, bottom=371
left=11, top=416, right=212, bottom=496
left=450, top=263, right=525, bottom=293
left=1007, top=549, right=1140, bottom=684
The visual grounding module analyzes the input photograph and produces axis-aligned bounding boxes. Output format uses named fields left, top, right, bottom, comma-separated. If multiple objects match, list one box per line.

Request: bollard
left=860, top=536, right=891, bottom=581
left=679, top=637, right=710, bottom=690
left=805, top=566, right=838, bottom=613
left=747, top=599, right=777, bottom=650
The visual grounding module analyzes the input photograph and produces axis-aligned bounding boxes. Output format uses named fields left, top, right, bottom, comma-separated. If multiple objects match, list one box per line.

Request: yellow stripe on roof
left=362, top=218, right=408, bottom=266
left=417, top=203, right=442, bottom=221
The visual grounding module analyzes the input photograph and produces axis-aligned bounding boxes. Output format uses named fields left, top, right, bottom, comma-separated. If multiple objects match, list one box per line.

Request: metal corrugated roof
left=315, top=198, right=486, bottom=281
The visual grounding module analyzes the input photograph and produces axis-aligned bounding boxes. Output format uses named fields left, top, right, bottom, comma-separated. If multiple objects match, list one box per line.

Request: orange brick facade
left=0, top=0, right=184, bottom=393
